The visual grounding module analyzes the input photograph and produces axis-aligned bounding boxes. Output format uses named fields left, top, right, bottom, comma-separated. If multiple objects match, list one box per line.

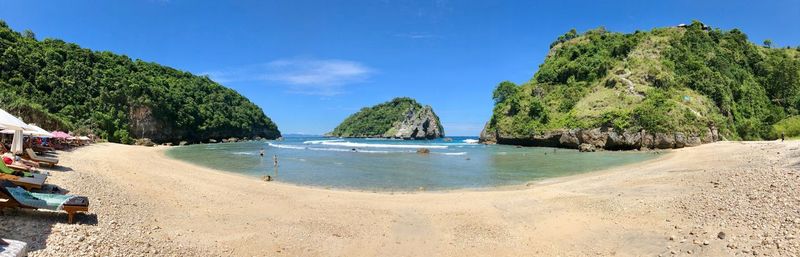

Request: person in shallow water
left=273, top=154, right=278, bottom=167
left=259, top=148, right=265, bottom=157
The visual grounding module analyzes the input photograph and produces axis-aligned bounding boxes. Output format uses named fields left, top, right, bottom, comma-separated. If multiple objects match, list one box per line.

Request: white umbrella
left=0, top=108, right=29, bottom=130
left=11, top=130, right=23, bottom=154
left=0, top=108, right=30, bottom=155
left=26, top=123, right=53, bottom=137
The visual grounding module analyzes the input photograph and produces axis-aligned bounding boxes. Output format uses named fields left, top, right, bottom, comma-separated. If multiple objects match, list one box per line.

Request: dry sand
left=1, top=141, right=799, bottom=256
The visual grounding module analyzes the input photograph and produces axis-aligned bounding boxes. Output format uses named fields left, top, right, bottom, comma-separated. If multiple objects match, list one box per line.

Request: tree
left=492, top=81, right=518, bottom=104
left=0, top=20, right=281, bottom=143
left=763, top=39, right=773, bottom=48
left=22, top=29, right=35, bottom=40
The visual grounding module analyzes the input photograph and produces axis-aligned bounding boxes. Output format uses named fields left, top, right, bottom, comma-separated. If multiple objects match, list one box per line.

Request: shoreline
left=2, top=141, right=798, bottom=256
left=163, top=140, right=670, bottom=194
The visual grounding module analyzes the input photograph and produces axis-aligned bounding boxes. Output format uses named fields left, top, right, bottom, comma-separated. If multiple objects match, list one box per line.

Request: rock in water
left=416, top=148, right=431, bottom=154
left=579, top=143, right=596, bottom=152
left=329, top=97, right=445, bottom=139
left=390, top=105, right=444, bottom=139
left=134, top=138, right=155, bottom=147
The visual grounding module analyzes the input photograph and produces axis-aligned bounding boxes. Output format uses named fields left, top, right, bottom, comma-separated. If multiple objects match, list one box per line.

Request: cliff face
left=480, top=122, right=720, bottom=151
left=329, top=97, right=445, bottom=139
left=483, top=21, right=800, bottom=150
left=386, top=106, right=444, bottom=139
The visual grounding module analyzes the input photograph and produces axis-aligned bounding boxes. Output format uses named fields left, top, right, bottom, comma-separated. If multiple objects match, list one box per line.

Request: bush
left=770, top=116, right=800, bottom=139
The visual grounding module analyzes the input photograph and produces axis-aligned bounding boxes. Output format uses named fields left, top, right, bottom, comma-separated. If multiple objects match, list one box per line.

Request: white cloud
left=203, top=58, right=373, bottom=96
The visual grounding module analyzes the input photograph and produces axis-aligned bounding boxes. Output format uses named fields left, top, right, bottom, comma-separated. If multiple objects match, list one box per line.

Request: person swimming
left=259, top=148, right=265, bottom=157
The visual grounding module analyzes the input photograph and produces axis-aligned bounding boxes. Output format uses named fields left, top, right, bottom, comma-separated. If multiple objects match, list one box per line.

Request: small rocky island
left=328, top=97, right=444, bottom=139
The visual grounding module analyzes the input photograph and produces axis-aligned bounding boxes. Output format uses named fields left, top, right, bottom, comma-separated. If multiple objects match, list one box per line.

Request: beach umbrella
left=11, top=130, right=23, bottom=154
left=0, top=129, right=37, bottom=136
left=51, top=131, right=70, bottom=139
left=0, top=108, right=30, bottom=154
left=0, top=108, right=28, bottom=130
left=26, top=124, right=53, bottom=137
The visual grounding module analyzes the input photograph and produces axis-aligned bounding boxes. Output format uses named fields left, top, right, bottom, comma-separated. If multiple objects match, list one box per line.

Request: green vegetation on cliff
left=0, top=21, right=280, bottom=143
left=330, top=97, right=443, bottom=138
left=488, top=21, right=800, bottom=141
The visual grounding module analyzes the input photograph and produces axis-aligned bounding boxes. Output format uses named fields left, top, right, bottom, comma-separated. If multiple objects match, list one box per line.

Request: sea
left=165, top=136, right=657, bottom=191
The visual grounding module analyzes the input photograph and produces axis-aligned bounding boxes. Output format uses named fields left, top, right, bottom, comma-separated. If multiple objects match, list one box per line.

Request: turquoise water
left=165, top=136, right=657, bottom=191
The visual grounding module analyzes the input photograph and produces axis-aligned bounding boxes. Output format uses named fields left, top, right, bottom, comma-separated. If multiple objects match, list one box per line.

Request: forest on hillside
left=489, top=21, right=800, bottom=140
left=0, top=20, right=280, bottom=143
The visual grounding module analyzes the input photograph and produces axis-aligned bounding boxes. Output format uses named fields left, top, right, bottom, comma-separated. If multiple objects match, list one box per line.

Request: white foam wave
left=268, top=143, right=307, bottom=150
left=269, top=143, right=399, bottom=154
left=462, top=139, right=479, bottom=144
left=317, top=141, right=448, bottom=149
left=232, top=152, right=256, bottom=155
left=435, top=152, right=467, bottom=156
left=303, top=139, right=344, bottom=144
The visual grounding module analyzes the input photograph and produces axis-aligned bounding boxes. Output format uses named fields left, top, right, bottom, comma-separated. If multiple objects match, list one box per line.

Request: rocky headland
left=480, top=124, right=721, bottom=151
left=328, top=97, right=444, bottom=140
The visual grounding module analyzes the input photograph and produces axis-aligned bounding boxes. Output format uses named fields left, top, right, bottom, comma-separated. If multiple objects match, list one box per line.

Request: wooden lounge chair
left=0, top=174, right=45, bottom=191
left=32, top=145, right=55, bottom=155
left=0, top=163, right=46, bottom=190
left=6, top=163, right=32, bottom=172
left=24, top=148, right=58, bottom=167
left=0, top=180, right=89, bottom=224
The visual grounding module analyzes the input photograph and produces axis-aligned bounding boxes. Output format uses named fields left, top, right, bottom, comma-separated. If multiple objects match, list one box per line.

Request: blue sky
left=1, top=1, right=799, bottom=136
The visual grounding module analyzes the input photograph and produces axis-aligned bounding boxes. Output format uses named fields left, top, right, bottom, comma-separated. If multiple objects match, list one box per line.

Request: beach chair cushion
left=0, top=163, right=29, bottom=177
left=3, top=185, right=87, bottom=211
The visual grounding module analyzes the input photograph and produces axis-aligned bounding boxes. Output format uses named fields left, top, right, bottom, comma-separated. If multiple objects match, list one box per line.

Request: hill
left=0, top=21, right=280, bottom=143
left=329, top=97, right=444, bottom=139
left=481, top=21, right=800, bottom=150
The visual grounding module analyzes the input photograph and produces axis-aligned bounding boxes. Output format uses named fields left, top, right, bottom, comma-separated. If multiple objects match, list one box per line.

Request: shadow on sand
left=0, top=209, right=98, bottom=252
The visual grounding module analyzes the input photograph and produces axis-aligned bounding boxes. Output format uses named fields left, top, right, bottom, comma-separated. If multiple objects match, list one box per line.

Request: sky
left=1, top=0, right=799, bottom=136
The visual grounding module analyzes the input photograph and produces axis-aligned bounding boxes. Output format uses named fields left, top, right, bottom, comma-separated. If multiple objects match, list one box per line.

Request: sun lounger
left=0, top=174, right=45, bottom=191
left=0, top=238, right=28, bottom=257
left=5, top=163, right=31, bottom=172
left=0, top=163, right=46, bottom=190
left=24, top=149, right=58, bottom=167
left=32, top=145, right=55, bottom=154
left=0, top=180, right=89, bottom=223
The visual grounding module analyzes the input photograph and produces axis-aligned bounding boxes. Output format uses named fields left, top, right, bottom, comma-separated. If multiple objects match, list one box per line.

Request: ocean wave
left=303, top=139, right=344, bottom=144
left=317, top=141, right=448, bottom=149
left=269, top=143, right=400, bottom=154
left=232, top=151, right=256, bottom=155
left=462, top=139, right=479, bottom=144
left=435, top=152, right=467, bottom=156
left=306, top=147, right=393, bottom=154
left=268, top=143, right=307, bottom=150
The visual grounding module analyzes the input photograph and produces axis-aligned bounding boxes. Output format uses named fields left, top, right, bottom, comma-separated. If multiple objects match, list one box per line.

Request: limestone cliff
left=329, top=97, right=444, bottom=139
left=386, top=106, right=444, bottom=139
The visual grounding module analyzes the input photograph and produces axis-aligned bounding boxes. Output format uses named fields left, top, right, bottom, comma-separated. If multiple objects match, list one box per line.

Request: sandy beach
left=1, top=141, right=799, bottom=256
